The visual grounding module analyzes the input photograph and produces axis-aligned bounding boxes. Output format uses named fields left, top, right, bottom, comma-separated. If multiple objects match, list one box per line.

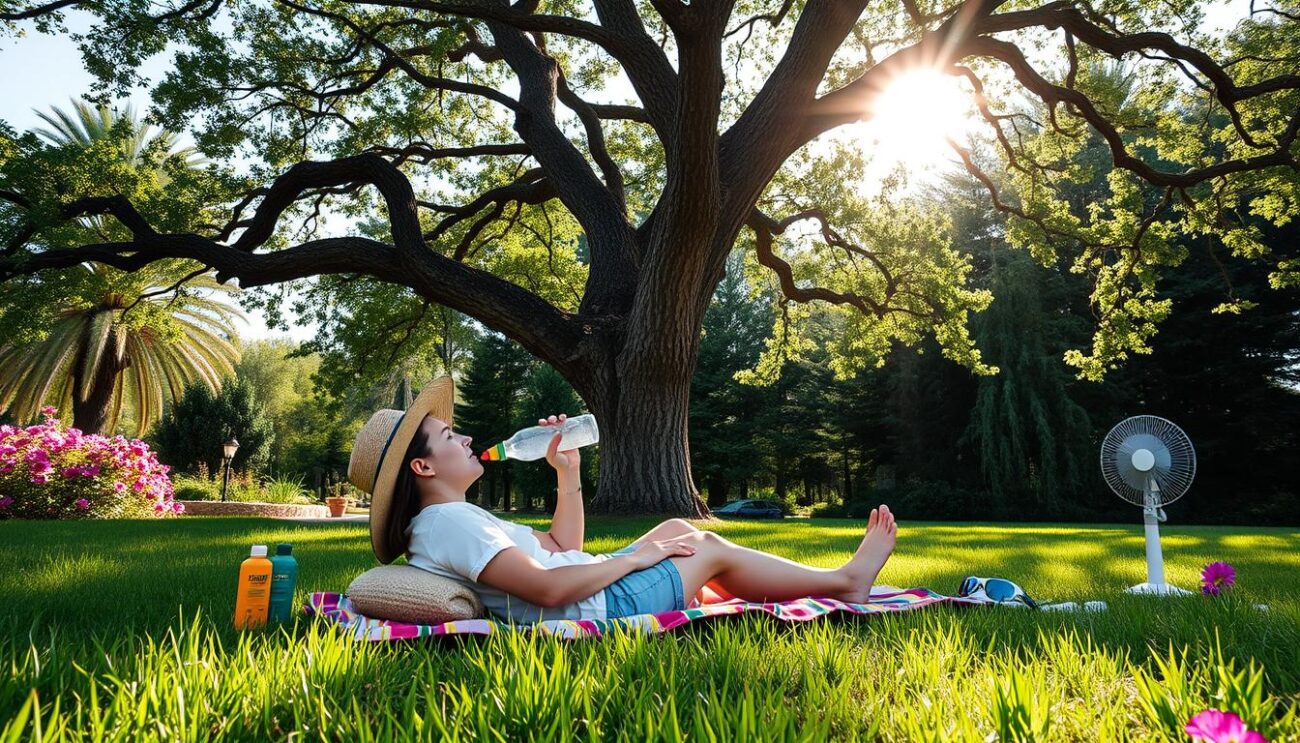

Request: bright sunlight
left=854, top=68, right=976, bottom=187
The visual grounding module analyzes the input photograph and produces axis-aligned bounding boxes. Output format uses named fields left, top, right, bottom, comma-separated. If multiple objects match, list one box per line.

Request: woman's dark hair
left=388, top=425, right=435, bottom=558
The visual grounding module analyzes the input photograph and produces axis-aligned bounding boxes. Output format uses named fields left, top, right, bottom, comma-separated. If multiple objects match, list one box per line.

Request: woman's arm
left=549, top=468, right=584, bottom=551
left=532, top=528, right=563, bottom=553
left=538, top=414, right=584, bottom=551
left=479, top=540, right=698, bottom=608
left=477, top=547, right=637, bottom=608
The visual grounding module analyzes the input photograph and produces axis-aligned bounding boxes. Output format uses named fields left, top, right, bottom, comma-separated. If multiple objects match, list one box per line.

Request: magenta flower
left=40, top=405, right=58, bottom=417
left=29, top=473, right=48, bottom=484
left=75, top=498, right=90, bottom=510
left=1185, top=709, right=1266, bottom=743
left=0, top=496, right=12, bottom=509
left=1202, top=561, right=1237, bottom=596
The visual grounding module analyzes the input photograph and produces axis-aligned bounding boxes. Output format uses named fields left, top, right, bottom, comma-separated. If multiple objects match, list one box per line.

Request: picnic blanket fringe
left=303, top=586, right=991, bottom=642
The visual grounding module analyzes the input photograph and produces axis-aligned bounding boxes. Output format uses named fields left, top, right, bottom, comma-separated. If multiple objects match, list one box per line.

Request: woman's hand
left=540, top=413, right=580, bottom=474
left=625, top=539, right=697, bottom=570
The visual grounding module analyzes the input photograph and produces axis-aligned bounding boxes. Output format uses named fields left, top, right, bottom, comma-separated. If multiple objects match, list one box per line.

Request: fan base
left=1126, top=582, right=1194, bottom=596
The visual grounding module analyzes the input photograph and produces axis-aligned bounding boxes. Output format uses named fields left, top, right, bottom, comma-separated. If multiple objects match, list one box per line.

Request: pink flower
left=0, top=496, right=12, bottom=509
left=40, top=405, right=58, bottom=417
left=113, top=481, right=126, bottom=493
left=61, top=467, right=81, bottom=479
left=75, top=498, right=90, bottom=510
left=1202, top=562, right=1237, bottom=596
left=1185, top=709, right=1266, bottom=743
left=29, top=473, right=48, bottom=484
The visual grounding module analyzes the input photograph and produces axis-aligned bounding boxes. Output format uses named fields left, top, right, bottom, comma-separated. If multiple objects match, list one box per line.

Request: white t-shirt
left=404, top=500, right=612, bottom=623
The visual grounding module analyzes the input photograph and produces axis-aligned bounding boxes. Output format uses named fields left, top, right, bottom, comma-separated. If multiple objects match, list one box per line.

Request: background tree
left=2, top=0, right=1297, bottom=515
left=0, top=262, right=243, bottom=435
left=457, top=329, right=534, bottom=510
left=233, top=337, right=334, bottom=476
left=149, top=376, right=274, bottom=476
left=0, top=99, right=242, bottom=435
left=511, top=362, right=588, bottom=513
left=689, top=250, right=773, bottom=507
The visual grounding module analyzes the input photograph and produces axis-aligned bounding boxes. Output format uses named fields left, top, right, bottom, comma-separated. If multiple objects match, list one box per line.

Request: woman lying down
left=347, top=376, right=897, bottom=624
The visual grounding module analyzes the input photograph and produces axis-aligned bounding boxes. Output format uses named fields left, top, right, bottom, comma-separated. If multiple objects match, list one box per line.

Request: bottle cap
left=276, top=543, right=293, bottom=555
left=250, top=545, right=268, bottom=557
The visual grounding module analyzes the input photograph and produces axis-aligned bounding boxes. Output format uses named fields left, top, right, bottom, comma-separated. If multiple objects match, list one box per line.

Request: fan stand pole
left=1127, top=480, right=1193, bottom=596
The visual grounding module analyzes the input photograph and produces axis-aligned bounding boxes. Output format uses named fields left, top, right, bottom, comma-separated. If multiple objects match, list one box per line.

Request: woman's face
left=414, top=415, right=483, bottom=488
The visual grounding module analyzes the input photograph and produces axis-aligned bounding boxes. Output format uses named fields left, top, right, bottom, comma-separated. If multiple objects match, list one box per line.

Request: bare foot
left=836, top=505, right=898, bottom=604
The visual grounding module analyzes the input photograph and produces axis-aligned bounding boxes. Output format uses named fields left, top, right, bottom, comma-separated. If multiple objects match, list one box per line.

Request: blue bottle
left=268, top=543, right=299, bottom=623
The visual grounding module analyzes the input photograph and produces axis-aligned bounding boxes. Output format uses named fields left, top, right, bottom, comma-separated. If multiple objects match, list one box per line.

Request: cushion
left=345, top=565, right=484, bottom=624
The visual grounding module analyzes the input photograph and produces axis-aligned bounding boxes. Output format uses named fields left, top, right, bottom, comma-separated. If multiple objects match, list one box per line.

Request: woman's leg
left=627, top=518, right=699, bottom=548
left=629, top=518, right=734, bottom=601
left=665, top=505, right=898, bottom=605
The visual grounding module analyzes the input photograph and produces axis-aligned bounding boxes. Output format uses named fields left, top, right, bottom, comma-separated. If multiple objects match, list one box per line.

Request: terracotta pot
left=325, top=496, right=348, bottom=517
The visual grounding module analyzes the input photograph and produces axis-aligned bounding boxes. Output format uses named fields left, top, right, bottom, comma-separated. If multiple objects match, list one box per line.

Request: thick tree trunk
left=581, top=300, right=710, bottom=517
left=587, top=376, right=707, bottom=517
left=71, top=323, right=127, bottom=435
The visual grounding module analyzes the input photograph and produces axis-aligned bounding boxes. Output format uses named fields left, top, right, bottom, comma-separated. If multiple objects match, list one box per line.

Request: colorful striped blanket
left=304, top=586, right=993, bottom=642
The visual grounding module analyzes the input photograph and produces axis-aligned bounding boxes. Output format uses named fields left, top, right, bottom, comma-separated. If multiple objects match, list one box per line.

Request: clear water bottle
left=480, top=413, right=600, bottom=462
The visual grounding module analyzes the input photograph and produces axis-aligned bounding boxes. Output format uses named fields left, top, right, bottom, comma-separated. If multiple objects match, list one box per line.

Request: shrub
left=171, top=475, right=217, bottom=501
left=0, top=406, right=182, bottom=519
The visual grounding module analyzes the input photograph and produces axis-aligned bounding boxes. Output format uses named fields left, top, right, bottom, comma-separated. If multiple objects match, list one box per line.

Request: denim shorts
left=600, top=543, right=686, bottom=618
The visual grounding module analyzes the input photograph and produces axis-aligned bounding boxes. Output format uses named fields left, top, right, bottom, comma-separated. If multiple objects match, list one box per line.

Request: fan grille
left=1100, top=416, right=1196, bottom=506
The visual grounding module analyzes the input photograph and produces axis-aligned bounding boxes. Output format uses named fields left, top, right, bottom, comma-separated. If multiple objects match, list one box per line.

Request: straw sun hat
left=348, top=375, right=456, bottom=564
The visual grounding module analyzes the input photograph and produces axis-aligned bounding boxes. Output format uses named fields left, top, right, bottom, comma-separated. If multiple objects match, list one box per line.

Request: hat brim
left=369, top=376, right=455, bottom=563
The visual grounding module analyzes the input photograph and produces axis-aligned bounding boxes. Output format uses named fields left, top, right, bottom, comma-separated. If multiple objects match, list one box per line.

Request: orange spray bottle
left=234, top=544, right=273, bottom=629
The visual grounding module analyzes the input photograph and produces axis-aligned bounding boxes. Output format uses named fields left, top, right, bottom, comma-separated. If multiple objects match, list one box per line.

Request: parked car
left=712, top=499, right=784, bottom=519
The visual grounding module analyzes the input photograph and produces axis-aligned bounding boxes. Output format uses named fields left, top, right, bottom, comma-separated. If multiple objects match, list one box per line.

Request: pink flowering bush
left=0, top=406, right=183, bottom=519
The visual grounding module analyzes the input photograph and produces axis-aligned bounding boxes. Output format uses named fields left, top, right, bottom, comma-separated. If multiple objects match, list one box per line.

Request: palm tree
left=0, top=263, right=244, bottom=436
left=0, top=100, right=241, bottom=436
left=33, top=98, right=205, bottom=172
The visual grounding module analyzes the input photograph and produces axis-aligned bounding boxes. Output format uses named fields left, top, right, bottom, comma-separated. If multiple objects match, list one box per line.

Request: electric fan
left=1100, top=415, right=1197, bottom=596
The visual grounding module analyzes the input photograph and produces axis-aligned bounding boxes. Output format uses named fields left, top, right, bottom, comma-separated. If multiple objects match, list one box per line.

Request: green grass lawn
left=2, top=515, right=1297, bottom=741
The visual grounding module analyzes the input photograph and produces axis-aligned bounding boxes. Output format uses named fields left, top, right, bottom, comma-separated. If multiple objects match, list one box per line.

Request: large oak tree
left=1, top=0, right=1296, bottom=515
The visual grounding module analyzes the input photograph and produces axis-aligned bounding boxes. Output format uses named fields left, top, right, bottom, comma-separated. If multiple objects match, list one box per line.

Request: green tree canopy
left=2, top=0, right=1296, bottom=514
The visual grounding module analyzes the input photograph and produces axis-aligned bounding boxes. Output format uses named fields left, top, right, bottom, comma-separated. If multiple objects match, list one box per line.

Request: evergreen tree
left=148, top=376, right=274, bottom=477
left=689, top=251, right=774, bottom=505
left=457, top=331, right=533, bottom=510
left=512, top=363, right=587, bottom=513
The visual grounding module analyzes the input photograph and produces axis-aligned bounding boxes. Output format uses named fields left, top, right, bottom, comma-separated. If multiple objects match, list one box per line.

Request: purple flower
left=1202, top=561, right=1237, bottom=596
left=75, top=498, right=90, bottom=510
left=0, top=496, right=12, bottom=509
left=1186, top=709, right=1267, bottom=743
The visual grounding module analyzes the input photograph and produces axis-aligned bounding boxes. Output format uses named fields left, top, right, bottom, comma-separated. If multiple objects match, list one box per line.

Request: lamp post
left=220, top=436, right=240, bottom=502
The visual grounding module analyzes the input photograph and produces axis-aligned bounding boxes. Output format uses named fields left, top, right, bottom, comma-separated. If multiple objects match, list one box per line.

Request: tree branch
left=968, top=36, right=1300, bottom=188
left=746, top=208, right=932, bottom=321
left=0, top=154, right=588, bottom=373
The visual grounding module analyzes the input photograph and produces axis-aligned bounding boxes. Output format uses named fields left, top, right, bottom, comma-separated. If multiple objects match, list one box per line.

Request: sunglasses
left=959, top=576, right=1039, bottom=609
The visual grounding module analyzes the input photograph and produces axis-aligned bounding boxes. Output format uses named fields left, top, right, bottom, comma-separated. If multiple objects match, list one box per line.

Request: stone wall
left=178, top=500, right=330, bottom=518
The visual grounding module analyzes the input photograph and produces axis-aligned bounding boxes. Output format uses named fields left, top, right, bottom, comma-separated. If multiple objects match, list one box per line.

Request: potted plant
left=324, top=479, right=349, bottom=517
left=325, top=494, right=348, bottom=517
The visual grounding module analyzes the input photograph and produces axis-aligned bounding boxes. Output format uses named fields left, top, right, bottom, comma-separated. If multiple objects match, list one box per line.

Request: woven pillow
left=346, top=565, right=484, bottom=624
